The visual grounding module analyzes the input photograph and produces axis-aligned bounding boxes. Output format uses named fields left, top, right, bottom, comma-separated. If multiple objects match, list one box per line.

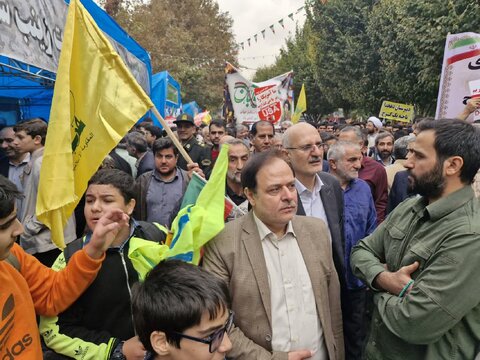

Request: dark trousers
left=343, top=287, right=369, bottom=360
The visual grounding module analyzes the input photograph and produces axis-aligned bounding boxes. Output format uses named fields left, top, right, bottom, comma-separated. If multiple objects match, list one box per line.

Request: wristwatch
left=110, top=341, right=126, bottom=360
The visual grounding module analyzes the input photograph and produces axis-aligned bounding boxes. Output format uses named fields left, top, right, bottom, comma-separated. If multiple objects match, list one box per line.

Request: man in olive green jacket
left=351, top=119, right=480, bottom=360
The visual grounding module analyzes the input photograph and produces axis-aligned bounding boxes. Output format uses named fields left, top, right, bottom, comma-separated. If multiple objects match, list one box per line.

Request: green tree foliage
left=367, top=0, right=480, bottom=116
left=101, top=0, right=237, bottom=110
left=258, top=0, right=479, bottom=118
left=253, top=23, right=333, bottom=117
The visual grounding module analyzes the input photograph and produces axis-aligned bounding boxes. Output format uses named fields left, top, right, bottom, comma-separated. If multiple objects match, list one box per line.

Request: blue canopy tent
left=0, top=0, right=152, bottom=125
left=182, top=101, right=201, bottom=117
left=151, top=71, right=182, bottom=127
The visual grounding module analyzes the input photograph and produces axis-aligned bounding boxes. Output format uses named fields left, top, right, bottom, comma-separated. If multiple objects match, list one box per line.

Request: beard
left=379, top=150, right=392, bottom=160
left=407, top=161, right=445, bottom=199
left=227, top=171, right=241, bottom=184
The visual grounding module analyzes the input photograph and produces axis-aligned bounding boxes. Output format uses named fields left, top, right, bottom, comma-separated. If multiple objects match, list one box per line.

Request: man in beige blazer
left=203, top=150, right=344, bottom=360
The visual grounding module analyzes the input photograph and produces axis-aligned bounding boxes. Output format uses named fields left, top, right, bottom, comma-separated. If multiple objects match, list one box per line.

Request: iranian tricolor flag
left=436, top=32, right=480, bottom=122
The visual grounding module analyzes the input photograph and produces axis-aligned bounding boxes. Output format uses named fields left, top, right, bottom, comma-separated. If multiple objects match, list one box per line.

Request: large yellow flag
left=291, top=83, right=307, bottom=123
left=36, top=0, right=153, bottom=249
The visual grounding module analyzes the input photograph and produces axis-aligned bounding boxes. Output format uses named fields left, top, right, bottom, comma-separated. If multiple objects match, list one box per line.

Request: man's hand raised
left=84, top=209, right=130, bottom=259
left=374, top=261, right=419, bottom=296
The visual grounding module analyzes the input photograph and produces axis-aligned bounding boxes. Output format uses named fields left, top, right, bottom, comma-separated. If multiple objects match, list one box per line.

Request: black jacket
left=296, top=171, right=345, bottom=281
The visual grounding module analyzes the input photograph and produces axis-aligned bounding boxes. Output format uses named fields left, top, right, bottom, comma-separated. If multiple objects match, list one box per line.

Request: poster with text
left=436, top=32, right=480, bottom=122
left=224, top=62, right=293, bottom=124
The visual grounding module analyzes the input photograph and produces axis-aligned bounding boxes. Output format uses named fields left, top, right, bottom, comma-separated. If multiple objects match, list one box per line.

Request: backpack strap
left=135, top=221, right=168, bottom=244
left=5, top=252, right=20, bottom=272
left=63, top=237, right=85, bottom=264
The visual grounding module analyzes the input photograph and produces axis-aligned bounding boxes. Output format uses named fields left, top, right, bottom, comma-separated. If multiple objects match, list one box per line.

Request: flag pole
left=151, top=106, right=194, bottom=165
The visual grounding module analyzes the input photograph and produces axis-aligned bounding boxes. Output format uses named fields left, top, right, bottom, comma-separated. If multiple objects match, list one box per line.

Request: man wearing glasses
left=283, top=123, right=358, bottom=359
left=132, top=260, right=233, bottom=360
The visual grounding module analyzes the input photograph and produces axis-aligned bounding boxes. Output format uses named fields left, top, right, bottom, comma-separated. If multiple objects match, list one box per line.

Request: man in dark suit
left=125, top=131, right=155, bottom=178
left=387, top=170, right=416, bottom=213
left=203, top=151, right=344, bottom=360
left=284, top=123, right=362, bottom=359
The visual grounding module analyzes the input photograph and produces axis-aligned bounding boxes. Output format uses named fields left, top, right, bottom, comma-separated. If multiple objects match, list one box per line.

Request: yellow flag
left=36, top=0, right=153, bottom=249
left=291, top=83, right=307, bottom=123
left=128, top=145, right=229, bottom=279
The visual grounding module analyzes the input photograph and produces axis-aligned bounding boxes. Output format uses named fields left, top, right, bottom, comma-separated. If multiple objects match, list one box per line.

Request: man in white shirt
left=203, top=150, right=344, bottom=360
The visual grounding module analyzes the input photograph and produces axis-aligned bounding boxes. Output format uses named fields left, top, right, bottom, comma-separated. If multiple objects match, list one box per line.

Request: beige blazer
left=203, top=212, right=344, bottom=360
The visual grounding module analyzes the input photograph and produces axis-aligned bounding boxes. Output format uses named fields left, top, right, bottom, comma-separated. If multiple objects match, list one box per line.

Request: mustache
left=283, top=200, right=297, bottom=207
left=309, top=156, right=322, bottom=163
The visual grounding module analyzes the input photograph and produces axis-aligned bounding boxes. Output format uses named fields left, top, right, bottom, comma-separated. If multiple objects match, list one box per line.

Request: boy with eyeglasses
left=132, top=260, right=233, bottom=360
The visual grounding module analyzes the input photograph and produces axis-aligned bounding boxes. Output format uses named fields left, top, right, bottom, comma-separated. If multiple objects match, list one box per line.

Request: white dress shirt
left=253, top=213, right=328, bottom=360
left=295, top=175, right=331, bottom=243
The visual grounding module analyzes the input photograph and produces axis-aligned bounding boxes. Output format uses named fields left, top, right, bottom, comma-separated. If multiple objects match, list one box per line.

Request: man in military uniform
left=173, top=113, right=212, bottom=177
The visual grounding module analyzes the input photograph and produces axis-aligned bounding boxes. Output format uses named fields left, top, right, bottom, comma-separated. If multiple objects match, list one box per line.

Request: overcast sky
left=216, top=0, right=306, bottom=79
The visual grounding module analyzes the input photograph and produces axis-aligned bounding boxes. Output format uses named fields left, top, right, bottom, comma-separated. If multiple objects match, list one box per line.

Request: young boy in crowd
left=40, top=169, right=167, bottom=360
left=0, top=175, right=127, bottom=359
left=132, top=260, right=233, bottom=360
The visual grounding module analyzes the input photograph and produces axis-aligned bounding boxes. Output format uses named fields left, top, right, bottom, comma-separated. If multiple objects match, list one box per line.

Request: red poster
left=254, top=85, right=282, bottom=123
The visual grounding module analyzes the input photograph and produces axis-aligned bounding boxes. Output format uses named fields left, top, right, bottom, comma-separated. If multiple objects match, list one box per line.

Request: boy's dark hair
left=209, top=120, right=226, bottom=131
left=88, top=169, right=135, bottom=203
left=241, top=150, right=290, bottom=192
left=250, top=121, right=275, bottom=137
left=144, top=124, right=163, bottom=140
left=417, top=118, right=480, bottom=184
left=132, top=260, right=230, bottom=353
left=152, top=137, right=178, bottom=156
left=0, top=175, right=22, bottom=218
left=13, top=118, right=48, bottom=145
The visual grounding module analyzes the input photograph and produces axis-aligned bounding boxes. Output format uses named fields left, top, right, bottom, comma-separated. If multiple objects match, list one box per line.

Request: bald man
left=283, top=123, right=358, bottom=358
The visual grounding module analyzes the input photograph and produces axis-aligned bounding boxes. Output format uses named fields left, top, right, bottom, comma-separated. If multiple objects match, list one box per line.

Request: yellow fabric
left=292, top=83, right=307, bottom=124
left=129, top=145, right=229, bottom=280
left=36, top=0, right=153, bottom=249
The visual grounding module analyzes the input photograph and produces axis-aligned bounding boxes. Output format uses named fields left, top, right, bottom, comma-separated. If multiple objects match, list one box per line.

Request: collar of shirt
left=9, top=152, right=30, bottom=167
left=135, top=151, right=146, bottom=168
left=295, top=173, right=323, bottom=196
left=344, top=177, right=359, bottom=193
left=252, top=211, right=295, bottom=242
left=424, top=185, right=474, bottom=221
left=152, top=167, right=180, bottom=183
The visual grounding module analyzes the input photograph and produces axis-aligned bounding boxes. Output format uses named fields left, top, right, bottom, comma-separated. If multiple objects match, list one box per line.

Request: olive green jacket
left=351, top=186, right=480, bottom=360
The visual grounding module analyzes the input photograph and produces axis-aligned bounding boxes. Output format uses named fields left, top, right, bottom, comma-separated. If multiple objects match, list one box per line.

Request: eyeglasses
left=171, top=310, right=234, bottom=353
left=285, top=141, right=324, bottom=152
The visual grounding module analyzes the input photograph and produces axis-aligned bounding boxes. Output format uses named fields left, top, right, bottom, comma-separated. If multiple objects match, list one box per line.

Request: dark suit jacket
left=136, top=149, right=155, bottom=178
left=387, top=170, right=414, bottom=213
left=0, top=156, right=9, bottom=178
left=296, top=172, right=345, bottom=282
left=203, top=212, right=344, bottom=360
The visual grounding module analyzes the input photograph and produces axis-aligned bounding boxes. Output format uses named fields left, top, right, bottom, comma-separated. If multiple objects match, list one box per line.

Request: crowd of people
left=0, top=107, right=479, bottom=359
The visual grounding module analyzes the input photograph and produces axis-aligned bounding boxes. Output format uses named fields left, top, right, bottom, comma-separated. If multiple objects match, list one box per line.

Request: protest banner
left=468, top=79, right=480, bottom=121
left=224, top=62, right=293, bottom=124
left=379, top=100, right=414, bottom=123
left=436, top=32, right=480, bottom=122
left=0, top=0, right=150, bottom=92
